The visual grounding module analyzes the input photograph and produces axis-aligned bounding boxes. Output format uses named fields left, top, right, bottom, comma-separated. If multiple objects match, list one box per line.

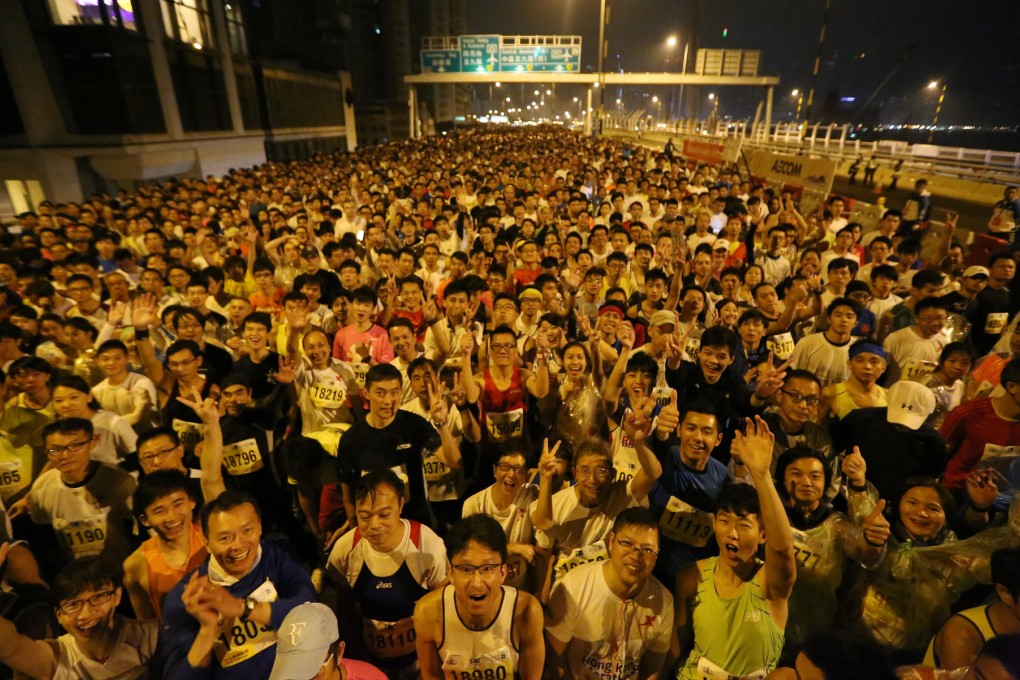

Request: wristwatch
left=240, top=596, right=257, bottom=621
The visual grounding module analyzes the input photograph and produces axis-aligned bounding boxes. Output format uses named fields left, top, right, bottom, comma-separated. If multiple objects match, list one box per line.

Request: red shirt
left=941, top=398, right=1020, bottom=489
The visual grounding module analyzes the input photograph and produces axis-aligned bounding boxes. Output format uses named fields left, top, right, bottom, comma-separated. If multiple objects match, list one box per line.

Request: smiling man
left=414, top=514, right=544, bottom=680
left=161, top=491, right=315, bottom=679
left=0, top=556, right=159, bottom=679
left=328, top=469, right=448, bottom=679
left=545, top=508, right=674, bottom=680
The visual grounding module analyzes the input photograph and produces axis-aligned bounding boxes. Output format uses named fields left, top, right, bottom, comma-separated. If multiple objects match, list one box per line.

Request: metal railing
left=602, top=115, right=1020, bottom=185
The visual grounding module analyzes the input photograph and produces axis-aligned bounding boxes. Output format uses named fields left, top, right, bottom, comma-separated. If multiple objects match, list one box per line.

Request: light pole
left=596, top=0, right=610, bottom=137
left=791, top=89, right=803, bottom=120
left=665, top=34, right=690, bottom=121
left=927, top=80, right=947, bottom=144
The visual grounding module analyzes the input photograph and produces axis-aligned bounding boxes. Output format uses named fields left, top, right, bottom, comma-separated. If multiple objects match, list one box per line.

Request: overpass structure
left=404, top=71, right=781, bottom=139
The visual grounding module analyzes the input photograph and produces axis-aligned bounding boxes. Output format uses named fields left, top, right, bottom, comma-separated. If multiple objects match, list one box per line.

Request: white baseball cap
left=886, top=381, right=936, bottom=430
left=269, top=603, right=339, bottom=680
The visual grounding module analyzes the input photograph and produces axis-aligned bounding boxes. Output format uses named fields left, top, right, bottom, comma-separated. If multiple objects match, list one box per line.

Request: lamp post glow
left=927, top=80, right=947, bottom=143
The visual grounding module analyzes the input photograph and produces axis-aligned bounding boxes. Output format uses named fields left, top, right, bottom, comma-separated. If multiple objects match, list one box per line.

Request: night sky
left=465, top=0, right=1020, bottom=128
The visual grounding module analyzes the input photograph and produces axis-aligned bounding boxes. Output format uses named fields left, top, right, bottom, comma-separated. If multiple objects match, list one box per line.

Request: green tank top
left=678, top=557, right=784, bottom=680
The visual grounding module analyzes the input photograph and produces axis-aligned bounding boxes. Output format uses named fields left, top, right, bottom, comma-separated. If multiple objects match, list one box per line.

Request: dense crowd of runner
left=0, top=127, right=1018, bottom=680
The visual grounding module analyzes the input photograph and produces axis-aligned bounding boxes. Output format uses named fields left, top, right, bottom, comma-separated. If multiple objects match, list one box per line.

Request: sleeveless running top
left=832, top=382, right=887, bottom=421
left=141, top=522, right=208, bottom=620
left=679, top=557, right=784, bottom=680
left=480, top=367, right=527, bottom=444
left=351, top=521, right=429, bottom=670
left=438, top=585, right=519, bottom=680
left=923, top=604, right=998, bottom=668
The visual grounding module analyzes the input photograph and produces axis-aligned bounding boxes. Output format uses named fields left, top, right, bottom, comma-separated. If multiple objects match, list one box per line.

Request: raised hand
left=755, top=352, right=792, bottom=400
left=655, top=389, right=680, bottom=438
left=427, top=375, right=449, bottom=424
left=623, top=397, right=656, bottom=443
left=108, top=301, right=127, bottom=327
left=272, top=355, right=297, bottom=384
left=730, top=416, right=775, bottom=478
left=841, top=446, right=867, bottom=488
left=423, top=296, right=440, bottom=323
left=132, top=293, right=158, bottom=329
left=965, top=468, right=1002, bottom=510
left=177, top=387, right=220, bottom=424
left=459, top=330, right=474, bottom=358
left=284, top=299, right=308, bottom=331
left=617, top=322, right=635, bottom=351
left=537, top=438, right=562, bottom=483
left=862, top=499, right=890, bottom=546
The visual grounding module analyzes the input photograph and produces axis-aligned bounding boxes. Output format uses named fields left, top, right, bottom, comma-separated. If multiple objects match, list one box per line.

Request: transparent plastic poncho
left=844, top=492, right=1020, bottom=653
left=555, top=374, right=607, bottom=449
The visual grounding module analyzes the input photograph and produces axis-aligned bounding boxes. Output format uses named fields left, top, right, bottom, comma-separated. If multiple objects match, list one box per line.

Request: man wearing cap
left=882, top=297, right=949, bottom=384
left=941, top=358, right=1020, bottom=493
left=513, top=287, right=543, bottom=346
left=270, top=603, right=388, bottom=680
left=941, top=266, right=989, bottom=317
left=834, top=381, right=946, bottom=499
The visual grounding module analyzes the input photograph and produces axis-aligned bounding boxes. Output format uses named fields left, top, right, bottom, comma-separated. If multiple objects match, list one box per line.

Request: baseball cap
left=649, top=310, right=677, bottom=328
left=269, top=603, right=339, bottom=680
left=300, top=246, right=320, bottom=260
left=886, top=381, right=936, bottom=430
left=963, top=266, right=990, bottom=279
left=713, top=239, right=730, bottom=251
left=518, top=287, right=542, bottom=301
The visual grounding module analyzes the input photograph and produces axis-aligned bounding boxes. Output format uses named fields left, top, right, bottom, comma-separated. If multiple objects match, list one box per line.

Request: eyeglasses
left=494, top=303, right=517, bottom=311
left=780, top=390, right=820, bottom=406
left=46, top=440, right=91, bottom=457
left=495, top=463, right=526, bottom=476
left=615, top=538, right=658, bottom=559
left=451, top=563, right=503, bottom=578
left=57, top=589, right=116, bottom=615
left=139, top=446, right=178, bottom=464
left=575, top=465, right=611, bottom=480
left=490, top=342, right=516, bottom=352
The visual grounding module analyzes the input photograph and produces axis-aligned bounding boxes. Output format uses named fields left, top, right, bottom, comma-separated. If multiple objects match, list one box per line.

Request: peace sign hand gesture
left=427, top=375, right=449, bottom=425
left=623, top=397, right=656, bottom=444
left=538, top=439, right=562, bottom=483
left=177, top=386, right=220, bottom=424
left=754, top=352, right=792, bottom=400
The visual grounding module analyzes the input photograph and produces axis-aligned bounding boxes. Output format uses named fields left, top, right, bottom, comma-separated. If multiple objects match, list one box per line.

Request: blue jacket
left=160, top=541, right=315, bottom=680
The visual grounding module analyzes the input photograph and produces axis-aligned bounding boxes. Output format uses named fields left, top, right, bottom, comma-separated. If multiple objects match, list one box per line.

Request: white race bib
left=309, top=376, right=347, bottom=409
left=485, top=408, right=524, bottom=442
left=553, top=540, right=608, bottom=582
left=767, top=332, right=795, bottom=361
left=985, top=312, right=1008, bottom=335
left=658, top=496, right=714, bottom=547
left=222, top=438, right=264, bottom=475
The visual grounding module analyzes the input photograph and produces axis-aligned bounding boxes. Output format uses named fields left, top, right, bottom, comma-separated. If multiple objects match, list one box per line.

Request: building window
left=223, top=2, right=247, bottom=55
left=161, top=0, right=214, bottom=49
left=47, top=0, right=137, bottom=30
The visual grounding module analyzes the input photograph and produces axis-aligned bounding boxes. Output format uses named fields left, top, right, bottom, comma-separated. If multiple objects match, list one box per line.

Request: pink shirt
left=331, top=323, right=395, bottom=363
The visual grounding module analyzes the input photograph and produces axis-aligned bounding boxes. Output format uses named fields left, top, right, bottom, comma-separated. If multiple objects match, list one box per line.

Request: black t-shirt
left=336, top=410, right=440, bottom=527
left=965, top=286, right=1011, bottom=355
left=833, top=407, right=947, bottom=499
left=201, top=343, right=234, bottom=386
left=939, top=291, right=970, bottom=317
left=232, top=351, right=283, bottom=401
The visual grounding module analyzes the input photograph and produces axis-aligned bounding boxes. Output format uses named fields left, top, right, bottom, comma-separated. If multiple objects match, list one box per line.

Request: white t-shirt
left=327, top=518, right=448, bottom=588
left=90, top=410, right=138, bottom=465
left=400, top=397, right=465, bottom=502
left=91, top=373, right=158, bottom=429
left=868, top=294, right=902, bottom=320
left=53, top=617, right=158, bottom=680
left=531, top=480, right=645, bottom=557
left=883, top=327, right=946, bottom=384
left=462, top=483, right=539, bottom=546
left=789, top=333, right=852, bottom=387
left=546, top=560, right=674, bottom=680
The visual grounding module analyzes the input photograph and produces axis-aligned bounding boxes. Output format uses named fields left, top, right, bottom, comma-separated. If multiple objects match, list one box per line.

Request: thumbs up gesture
left=862, top=499, right=890, bottom=547
left=841, top=446, right=867, bottom=488
left=655, top=389, right=680, bottom=439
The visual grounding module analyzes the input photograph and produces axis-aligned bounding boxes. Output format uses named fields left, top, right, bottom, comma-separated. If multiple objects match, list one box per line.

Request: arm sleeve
left=544, top=579, right=577, bottom=643
left=159, top=581, right=213, bottom=680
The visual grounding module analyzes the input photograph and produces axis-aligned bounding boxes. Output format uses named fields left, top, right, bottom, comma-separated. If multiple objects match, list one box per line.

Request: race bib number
left=553, top=540, right=608, bottom=581
left=352, top=362, right=370, bottom=390
left=310, top=376, right=347, bottom=409
left=362, top=616, right=417, bottom=658
left=56, top=516, right=108, bottom=557
left=767, top=332, right=795, bottom=361
left=658, top=496, right=714, bottom=547
left=695, top=656, right=767, bottom=680
left=652, top=385, right=672, bottom=408
left=613, top=446, right=639, bottom=483
left=214, top=579, right=279, bottom=668
left=984, top=313, right=1008, bottom=335
left=486, top=409, right=524, bottom=442
left=683, top=336, right=701, bottom=363
left=222, top=438, right=264, bottom=475
left=0, top=458, right=26, bottom=499
left=791, top=528, right=826, bottom=570
left=982, top=444, right=1020, bottom=460
left=172, top=418, right=205, bottom=451
left=442, top=647, right=514, bottom=680
left=901, top=359, right=936, bottom=383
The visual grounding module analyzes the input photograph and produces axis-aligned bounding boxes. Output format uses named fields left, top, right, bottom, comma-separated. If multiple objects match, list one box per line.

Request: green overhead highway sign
left=421, top=49, right=461, bottom=73
left=459, top=35, right=500, bottom=73
left=419, top=35, right=582, bottom=75
left=499, top=44, right=581, bottom=72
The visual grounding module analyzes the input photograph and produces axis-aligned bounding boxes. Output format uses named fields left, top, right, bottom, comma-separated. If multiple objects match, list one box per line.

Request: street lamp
left=927, top=80, right=947, bottom=143
left=791, top=89, right=804, bottom=120
left=665, top=33, right=690, bottom=120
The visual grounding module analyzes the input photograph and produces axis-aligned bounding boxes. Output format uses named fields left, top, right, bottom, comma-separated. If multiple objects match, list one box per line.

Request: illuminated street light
left=708, top=93, right=715, bottom=100
left=928, top=80, right=939, bottom=90
left=791, top=89, right=799, bottom=96
left=495, top=82, right=501, bottom=87
left=666, top=35, right=677, bottom=47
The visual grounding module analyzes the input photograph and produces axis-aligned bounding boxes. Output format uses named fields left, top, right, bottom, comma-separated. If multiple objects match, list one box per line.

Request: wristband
left=134, top=328, right=150, bottom=341
left=847, top=481, right=868, bottom=493
left=864, top=537, right=887, bottom=548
